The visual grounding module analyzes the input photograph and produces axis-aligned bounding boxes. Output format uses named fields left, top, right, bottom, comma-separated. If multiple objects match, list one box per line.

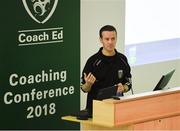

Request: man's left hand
left=117, top=83, right=125, bottom=93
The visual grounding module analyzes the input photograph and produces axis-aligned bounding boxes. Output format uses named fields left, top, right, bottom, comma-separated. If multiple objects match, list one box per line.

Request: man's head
left=99, top=25, right=117, bottom=38
left=99, top=25, right=117, bottom=55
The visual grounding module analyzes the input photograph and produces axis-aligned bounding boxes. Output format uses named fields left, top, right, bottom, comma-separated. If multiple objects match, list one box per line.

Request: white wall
left=80, top=0, right=180, bottom=109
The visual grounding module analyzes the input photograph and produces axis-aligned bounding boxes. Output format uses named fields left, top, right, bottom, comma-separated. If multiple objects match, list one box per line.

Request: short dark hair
left=99, top=25, right=117, bottom=38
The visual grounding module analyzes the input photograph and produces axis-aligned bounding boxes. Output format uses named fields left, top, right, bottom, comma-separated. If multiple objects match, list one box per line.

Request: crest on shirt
left=118, top=70, right=123, bottom=79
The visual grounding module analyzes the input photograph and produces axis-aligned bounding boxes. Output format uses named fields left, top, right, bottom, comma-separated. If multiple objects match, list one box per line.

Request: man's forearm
left=123, top=84, right=129, bottom=92
left=81, top=83, right=92, bottom=92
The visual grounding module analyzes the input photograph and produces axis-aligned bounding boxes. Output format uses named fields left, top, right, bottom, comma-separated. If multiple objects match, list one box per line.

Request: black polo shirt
left=81, top=47, right=132, bottom=114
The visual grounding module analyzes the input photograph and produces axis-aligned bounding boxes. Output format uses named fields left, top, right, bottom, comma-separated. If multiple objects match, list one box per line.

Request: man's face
left=100, top=31, right=117, bottom=52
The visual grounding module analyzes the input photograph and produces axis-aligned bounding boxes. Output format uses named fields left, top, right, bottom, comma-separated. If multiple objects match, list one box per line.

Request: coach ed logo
left=22, top=0, right=58, bottom=24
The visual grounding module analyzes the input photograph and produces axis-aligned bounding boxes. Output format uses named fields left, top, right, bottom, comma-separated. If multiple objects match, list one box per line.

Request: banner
left=0, top=0, right=80, bottom=129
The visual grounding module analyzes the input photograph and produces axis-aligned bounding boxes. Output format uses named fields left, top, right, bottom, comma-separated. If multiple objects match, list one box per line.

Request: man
left=81, top=25, right=132, bottom=117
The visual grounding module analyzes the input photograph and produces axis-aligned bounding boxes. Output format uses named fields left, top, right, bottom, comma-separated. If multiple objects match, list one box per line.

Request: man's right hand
left=81, top=72, right=96, bottom=92
left=84, top=72, right=96, bottom=88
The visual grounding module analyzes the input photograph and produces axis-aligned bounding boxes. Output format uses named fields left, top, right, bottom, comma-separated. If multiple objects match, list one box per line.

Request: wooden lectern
left=62, top=87, right=180, bottom=130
